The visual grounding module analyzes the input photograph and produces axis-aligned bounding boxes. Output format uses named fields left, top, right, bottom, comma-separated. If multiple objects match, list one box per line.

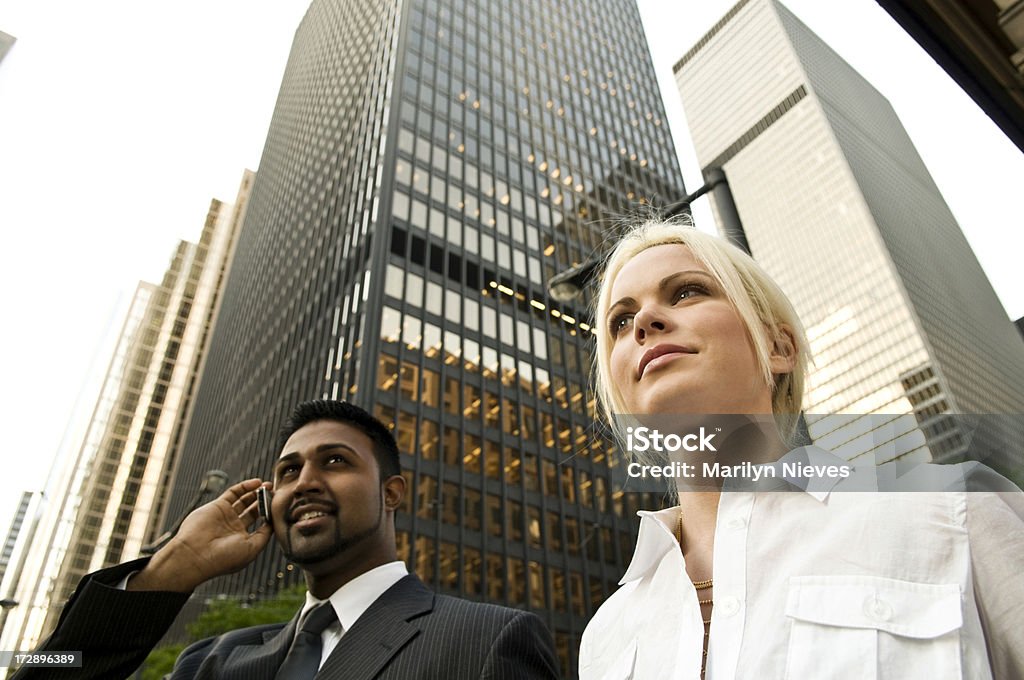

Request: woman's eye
left=610, top=314, right=633, bottom=335
left=674, top=284, right=706, bottom=302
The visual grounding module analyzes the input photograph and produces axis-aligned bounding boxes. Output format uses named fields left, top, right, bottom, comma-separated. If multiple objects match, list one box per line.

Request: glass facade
left=164, top=1, right=684, bottom=676
left=0, top=173, right=253, bottom=654
left=674, top=0, right=1024, bottom=472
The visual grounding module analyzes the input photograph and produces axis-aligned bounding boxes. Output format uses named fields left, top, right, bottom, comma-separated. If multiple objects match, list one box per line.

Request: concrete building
left=0, top=31, right=15, bottom=65
left=0, top=492, right=39, bottom=587
left=674, top=0, right=1024, bottom=475
left=0, top=172, right=254, bottom=657
left=0, top=491, right=42, bottom=642
left=159, top=1, right=683, bottom=675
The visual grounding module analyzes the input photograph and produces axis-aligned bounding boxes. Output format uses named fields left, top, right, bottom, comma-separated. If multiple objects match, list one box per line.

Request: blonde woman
left=578, top=221, right=1023, bottom=679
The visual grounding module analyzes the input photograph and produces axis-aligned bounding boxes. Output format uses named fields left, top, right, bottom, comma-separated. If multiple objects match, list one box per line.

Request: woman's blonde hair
left=593, top=220, right=809, bottom=442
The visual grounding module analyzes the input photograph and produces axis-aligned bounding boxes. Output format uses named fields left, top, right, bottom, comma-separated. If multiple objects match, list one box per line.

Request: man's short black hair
left=277, top=399, right=401, bottom=479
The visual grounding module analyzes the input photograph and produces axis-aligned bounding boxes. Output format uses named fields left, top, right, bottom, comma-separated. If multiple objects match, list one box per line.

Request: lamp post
left=140, top=469, right=230, bottom=555
left=0, top=598, right=18, bottom=639
left=547, top=167, right=746, bottom=301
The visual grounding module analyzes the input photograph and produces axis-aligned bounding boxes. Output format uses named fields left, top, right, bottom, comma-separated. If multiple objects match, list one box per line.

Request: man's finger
left=221, top=478, right=263, bottom=504
left=231, top=487, right=260, bottom=516
left=240, top=499, right=262, bottom=526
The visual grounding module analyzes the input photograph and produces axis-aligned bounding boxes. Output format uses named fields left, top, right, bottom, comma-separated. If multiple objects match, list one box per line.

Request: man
left=17, top=400, right=560, bottom=679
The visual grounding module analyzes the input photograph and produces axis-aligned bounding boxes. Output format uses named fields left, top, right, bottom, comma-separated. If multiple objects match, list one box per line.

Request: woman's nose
left=633, top=307, right=667, bottom=342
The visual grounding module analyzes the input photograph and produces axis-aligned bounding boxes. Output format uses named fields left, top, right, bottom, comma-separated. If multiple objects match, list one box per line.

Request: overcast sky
left=0, top=0, right=1020, bottom=538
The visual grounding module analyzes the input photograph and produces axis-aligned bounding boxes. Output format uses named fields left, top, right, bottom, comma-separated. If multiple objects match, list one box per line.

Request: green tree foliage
left=139, top=645, right=186, bottom=680
left=139, top=584, right=306, bottom=678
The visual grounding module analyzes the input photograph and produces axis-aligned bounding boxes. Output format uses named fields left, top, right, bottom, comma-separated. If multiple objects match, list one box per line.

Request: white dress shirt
left=579, top=452, right=1024, bottom=680
left=297, top=560, right=408, bottom=670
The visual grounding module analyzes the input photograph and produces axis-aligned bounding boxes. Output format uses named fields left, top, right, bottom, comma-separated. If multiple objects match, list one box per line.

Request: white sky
left=0, top=0, right=1020, bottom=537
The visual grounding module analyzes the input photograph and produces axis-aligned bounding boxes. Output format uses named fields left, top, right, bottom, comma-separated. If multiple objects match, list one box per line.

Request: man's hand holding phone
left=127, top=479, right=274, bottom=593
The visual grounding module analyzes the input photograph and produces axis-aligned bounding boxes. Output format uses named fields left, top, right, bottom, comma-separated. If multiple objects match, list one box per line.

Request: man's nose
left=293, top=462, right=324, bottom=493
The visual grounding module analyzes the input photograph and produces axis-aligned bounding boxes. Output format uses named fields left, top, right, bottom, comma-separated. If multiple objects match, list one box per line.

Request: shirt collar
left=301, top=560, right=408, bottom=631
left=620, top=506, right=680, bottom=584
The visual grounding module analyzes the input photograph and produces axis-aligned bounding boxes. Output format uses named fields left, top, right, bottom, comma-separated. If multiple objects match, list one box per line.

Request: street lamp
left=547, top=167, right=746, bottom=301
left=141, top=469, right=230, bottom=555
left=664, top=167, right=748, bottom=255
left=0, top=598, right=18, bottom=639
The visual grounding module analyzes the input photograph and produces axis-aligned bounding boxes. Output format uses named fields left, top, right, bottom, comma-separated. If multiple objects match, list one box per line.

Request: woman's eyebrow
left=608, top=295, right=637, bottom=314
left=611, top=269, right=713, bottom=310
left=658, top=269, right=712, bottom=291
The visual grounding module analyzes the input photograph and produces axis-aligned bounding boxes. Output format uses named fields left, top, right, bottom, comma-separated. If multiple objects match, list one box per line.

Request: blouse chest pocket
left=783, top=575, right=963, bottom=680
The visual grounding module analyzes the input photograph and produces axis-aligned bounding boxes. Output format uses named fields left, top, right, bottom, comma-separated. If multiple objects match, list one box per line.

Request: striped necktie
left=275, top=602, right=337, bottom=679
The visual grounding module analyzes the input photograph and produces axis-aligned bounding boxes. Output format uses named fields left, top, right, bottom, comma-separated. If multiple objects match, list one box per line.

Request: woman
left=578, top=221, right=1023, bottom=679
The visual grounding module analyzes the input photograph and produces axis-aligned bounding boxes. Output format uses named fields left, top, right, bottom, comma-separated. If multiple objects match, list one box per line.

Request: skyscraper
left=0, top=31, right=15, bottom=65
left=674, top=0, right=1024, bottom=472
left=164, top=1, right=683, bottom=674
left=0, top=491, right=40, bottom=654
left=1, top=172, right=254, bottom=655
left=0, top=492, right=39, bottom=589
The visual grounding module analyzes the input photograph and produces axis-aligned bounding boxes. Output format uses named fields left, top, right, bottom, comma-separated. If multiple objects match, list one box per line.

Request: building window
left=529, top=561, right=545, bottom=608
left=462, top=487, right=482, bottom=531
left=527, top=506, right=542, bottom=549
left=547, top=512, right=562, bottom=552
left=486, top=553, right=504, bottom=601
left=501, top=557, right=523, bottom=606
left=508, top=500, right=523, bottom=542
left=463, top=433, right=482, bottom=473
left=415, top=536, right=435, bottom=583
left=484, top=440, right=502, bottom=479
left=420, top=419, right=439, bottom=460
left=441, top=481, right=459, bottom=525
left=551, top=567, right=567, bottom=612
left=486, top=494, right=503, bottom=537
left=417, top=474, right=437, bottom=519
left=464, top=547, right=481, bottom=596
left=439, top=541, right=459, bottom=590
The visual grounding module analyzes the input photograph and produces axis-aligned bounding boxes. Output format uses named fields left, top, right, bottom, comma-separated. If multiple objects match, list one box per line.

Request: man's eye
left=327, top=454, right=347, bottom=465
left=279, top=464, right=299, bottom=477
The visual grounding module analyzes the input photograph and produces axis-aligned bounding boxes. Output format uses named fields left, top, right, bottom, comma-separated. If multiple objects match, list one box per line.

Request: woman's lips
left=638, top=344, right=696, bottom=379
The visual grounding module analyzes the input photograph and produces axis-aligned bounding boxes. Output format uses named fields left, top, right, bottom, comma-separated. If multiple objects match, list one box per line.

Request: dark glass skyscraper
left=168, top=1, right=684, bottom=675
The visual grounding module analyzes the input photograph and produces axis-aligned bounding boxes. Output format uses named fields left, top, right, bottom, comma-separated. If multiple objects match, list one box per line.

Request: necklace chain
left=675, top=509, right=714, bottom=591
left=676, top=508, right=712, bottom=678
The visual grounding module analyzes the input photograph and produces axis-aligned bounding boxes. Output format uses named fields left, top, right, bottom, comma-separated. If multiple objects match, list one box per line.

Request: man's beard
left=283, top=491, right=384, bottom=566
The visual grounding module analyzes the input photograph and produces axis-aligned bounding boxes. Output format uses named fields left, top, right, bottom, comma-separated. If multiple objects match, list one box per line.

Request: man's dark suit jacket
left=13, top=558, right=561, bottom=680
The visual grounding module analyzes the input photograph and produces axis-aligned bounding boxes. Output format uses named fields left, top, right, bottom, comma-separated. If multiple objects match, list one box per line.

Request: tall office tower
left=0, top=492, right=41, bottom=651
left=0, top=492, right=41, bottom=591
left=0, top=172, right=254, bottom=655
left=674, top=0, right=1024, bottom=473
left=0, top=31, right=14, bottom=65
left=164, top=1, right=683, bottom=674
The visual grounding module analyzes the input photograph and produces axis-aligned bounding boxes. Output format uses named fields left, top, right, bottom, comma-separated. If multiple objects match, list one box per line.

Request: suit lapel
left=316, top=574, right=434, bottom=680
left=214, top=612, right=300, bottom=680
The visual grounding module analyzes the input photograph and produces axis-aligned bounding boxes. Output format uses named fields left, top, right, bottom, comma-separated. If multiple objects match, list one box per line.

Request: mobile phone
left=257, top=486, right=272, bottom=522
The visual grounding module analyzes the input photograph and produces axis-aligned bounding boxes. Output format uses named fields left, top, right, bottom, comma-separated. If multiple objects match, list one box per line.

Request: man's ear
left=769, top=324, right=798, bottom=376
left=382, top=474, right=406, bottom=511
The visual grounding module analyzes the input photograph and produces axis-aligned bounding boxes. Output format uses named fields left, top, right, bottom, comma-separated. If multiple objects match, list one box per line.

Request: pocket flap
left=785, top=575, right=962, bottom=638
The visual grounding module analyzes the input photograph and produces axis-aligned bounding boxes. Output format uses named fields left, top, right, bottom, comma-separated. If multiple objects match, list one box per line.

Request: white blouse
left=579, top=457, right=1024, bottom=680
